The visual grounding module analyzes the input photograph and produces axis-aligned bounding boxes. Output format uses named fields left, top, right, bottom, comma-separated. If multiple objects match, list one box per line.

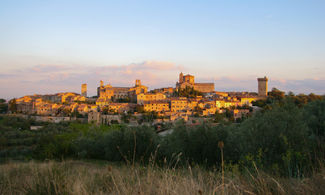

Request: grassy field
left=1, top=160, right=324, bottom=195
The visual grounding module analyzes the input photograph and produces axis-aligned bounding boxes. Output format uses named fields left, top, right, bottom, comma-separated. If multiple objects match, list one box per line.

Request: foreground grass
left=0, top=161, right=324, bottom=195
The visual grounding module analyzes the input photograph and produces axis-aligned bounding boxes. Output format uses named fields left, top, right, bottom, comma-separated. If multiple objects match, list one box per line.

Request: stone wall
left=194, top=83, right=215, bottom=93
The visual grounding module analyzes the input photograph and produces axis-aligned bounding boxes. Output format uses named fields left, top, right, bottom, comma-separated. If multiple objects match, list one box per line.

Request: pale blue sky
left=1, top=0, right=325, bottom=99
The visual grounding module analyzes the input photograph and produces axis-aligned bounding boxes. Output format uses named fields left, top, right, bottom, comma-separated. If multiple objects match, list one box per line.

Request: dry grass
left=0, top=161, right=324, bottom=195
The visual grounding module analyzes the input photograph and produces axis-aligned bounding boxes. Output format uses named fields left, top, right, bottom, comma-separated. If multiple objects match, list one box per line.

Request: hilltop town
left=9, top=73, right=268, bottom=125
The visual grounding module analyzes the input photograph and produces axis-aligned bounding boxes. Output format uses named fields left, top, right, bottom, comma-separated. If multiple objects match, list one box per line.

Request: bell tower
left=81, top=84, right=87, bottom=97
left=179, top=72, right=184, bottom=83
left=135, top=79, right=141, bottom=87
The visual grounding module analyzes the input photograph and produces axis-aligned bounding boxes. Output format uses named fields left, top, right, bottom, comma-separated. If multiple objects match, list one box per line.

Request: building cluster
left=176, top=72, right=215, bottom=93
left=15, top=92, right=97, bottom=116
left=13, top=73, right=268, bottom=124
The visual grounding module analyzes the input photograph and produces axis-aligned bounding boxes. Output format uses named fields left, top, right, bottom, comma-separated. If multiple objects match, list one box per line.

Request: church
left=176, top=72, right=215, bottom=93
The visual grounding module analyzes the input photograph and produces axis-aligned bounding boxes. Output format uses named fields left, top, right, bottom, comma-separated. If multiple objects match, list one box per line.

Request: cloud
left=212, top=77, right=257, bottom=92
left=1, top=62, right=325, bottom=100
left=0, top=73, right=16, bottom=78
left=93, top=61, right=183, bottom=78
left=31, top=65, right=69, bottom=73
left=271, top=78, right=325, bottom=94
left=132, top=61, right=183, bottom=71
left=0, top=61, right=183, bottom=99
left=212, top=77, right=325, bottom=95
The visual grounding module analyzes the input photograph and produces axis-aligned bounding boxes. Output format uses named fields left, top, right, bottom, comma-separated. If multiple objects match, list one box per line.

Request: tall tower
left=135, top=79, right=141, bottom=87
left=100, top=80, right=104, bottom=87
left=81, top=83, right=87, bottom=97
left=257, top=77, right=268, bottom=97
left=179, top=72, right=184, bottom=83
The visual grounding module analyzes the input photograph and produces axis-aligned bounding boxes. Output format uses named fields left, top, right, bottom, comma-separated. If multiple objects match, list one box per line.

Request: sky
left=0, top=0, right=325, bottom=99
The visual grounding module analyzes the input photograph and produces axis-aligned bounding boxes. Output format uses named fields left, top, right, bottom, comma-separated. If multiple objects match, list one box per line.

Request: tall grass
left=0, top=161, right=324, bottom=195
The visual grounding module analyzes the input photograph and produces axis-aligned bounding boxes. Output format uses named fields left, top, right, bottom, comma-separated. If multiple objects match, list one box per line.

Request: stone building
left=88, top=111, right=122, bottom=125
left=42, top=94, right=61, bottom=103
left=151, top=87, right=174, bottom=96
left=257, top=76, right=268, bottom=97
left=81, top=83, right=87, bottom=97
left=176, top=72, right=215, bottom=93
left=232, top=109, right=250, bottom=120
left=108, top=103, right=136, bottom=113
left=143, top=100, right=170, bottom=112
left=16, top=102, right=35, bottom=114
left=137, top=93, right=166, bottom=105
left=36, top=103, right=53, bottom=115
left=239, top=96, right=259, bottom=106
left=97, top=80, right=148, bottom=102
left=198, top=100, right=216, bottom=109
left=58, top=92, right=86, bottom=103
left=170, top=97, right=188, bottom=112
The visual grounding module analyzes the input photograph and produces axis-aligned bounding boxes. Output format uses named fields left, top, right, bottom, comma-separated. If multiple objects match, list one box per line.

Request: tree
left=173, top=86, right=202, bottom=98
left=110, top=120, right=119, bottom=124
left=268, top=88, right=285, bottom=101
left=252, top=99, right=266, bottom=107
left=71, top=110, right=83, bottom=118
left=9, top=98, right=17, bottom=113
left=237, top=102, right=309, bottom=176
left=101, top=106, right=109, bottom=114
left=224, top=109, right=234, bottom=122
left=307, top=93, right=323, bottom=102
left=121, top=113, right=131, bottom=123
left=303, top=99, right=325, bottom=161
left=214, top=111, right=225, bottom=123
left=0, top=99, right=8, bottom=113
left=294, top=93, right=309, bottom=107
left=61, top=108, right=71, bottom=117
left=135, top=105, right=145, bottom=113
left=141, top=111, right=157, bottom=123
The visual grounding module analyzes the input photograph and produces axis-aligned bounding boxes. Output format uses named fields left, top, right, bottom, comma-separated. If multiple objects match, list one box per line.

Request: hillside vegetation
left=1, top=160, right=325, bottom=195
left=1, top=94, right=325, bottom=194
left=1, top=96, right=325, bottom=179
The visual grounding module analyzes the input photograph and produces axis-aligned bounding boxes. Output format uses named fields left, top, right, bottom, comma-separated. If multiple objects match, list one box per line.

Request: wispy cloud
left=29, top=64, right=71, bottom=73
left=0, top=73, right=16, bottom=78
left=212, top=77, right=325, bottom=95
left=271, top=78, right=325, bottom=94
left=1, top=61, right=324, bottom=99
left=0, top=61, right=184, bottom=99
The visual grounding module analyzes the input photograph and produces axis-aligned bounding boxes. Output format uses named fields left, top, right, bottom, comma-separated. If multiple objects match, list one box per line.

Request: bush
left=73, top=125, right=159, bottom=164
left=159, top=123, right=228, bottom=167
left=303, top=99, right=325, bottom=163
left=234, top=100, right=310, bottom=176
left=103, top=126, right=159, bottom=163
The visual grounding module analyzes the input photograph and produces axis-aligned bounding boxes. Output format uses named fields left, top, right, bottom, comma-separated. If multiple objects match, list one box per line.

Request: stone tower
left=100, top=80, right=104, bottom=87
left=257, top=77, right=268, bottom=97
left=135, top=79, right=141, bottom=87
left=81, top=83, right=87, bottom=97
left=179, top=72, right=184, bottom=83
